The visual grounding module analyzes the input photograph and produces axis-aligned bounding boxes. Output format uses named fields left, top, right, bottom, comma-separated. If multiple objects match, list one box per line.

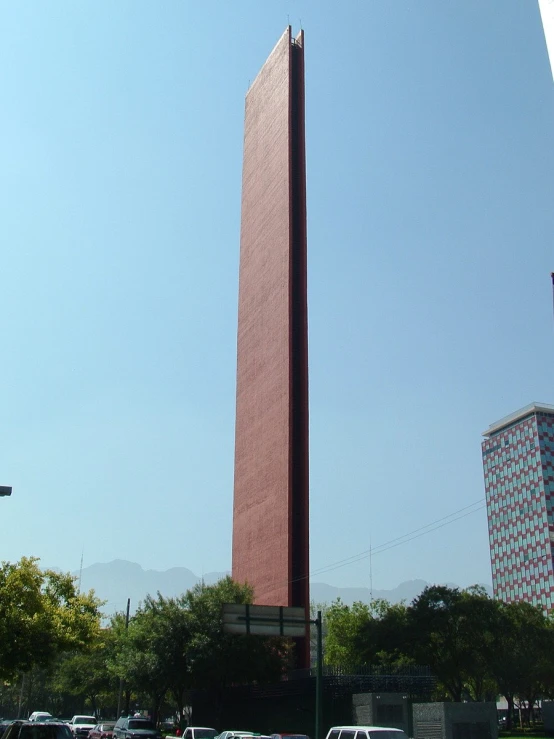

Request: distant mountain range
left=75, top=559, right=492, bottom=617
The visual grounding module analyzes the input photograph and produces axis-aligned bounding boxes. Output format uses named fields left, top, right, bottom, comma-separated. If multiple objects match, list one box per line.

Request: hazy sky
left=2, top=1, right=553, bottom=606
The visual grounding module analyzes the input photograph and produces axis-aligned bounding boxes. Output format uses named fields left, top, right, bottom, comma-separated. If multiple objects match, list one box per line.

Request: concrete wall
left=413, top=703, right=497, bottom=739
left=542, top=701, right=554, bottom=735
left=352, top=693, right=410, bottom=735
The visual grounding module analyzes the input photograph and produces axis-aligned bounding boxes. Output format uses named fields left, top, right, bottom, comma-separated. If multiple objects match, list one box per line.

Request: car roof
left=329, top=729, right=404, bottom=733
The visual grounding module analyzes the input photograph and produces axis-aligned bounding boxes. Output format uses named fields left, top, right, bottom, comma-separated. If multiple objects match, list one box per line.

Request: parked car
left=183, top=729, right=218, bottom=739
left=3, top=722, right=73, bottom=739
left=29, top=716, right=53, bottom=724
left=89, top=724, right=116, bottom=739
left=113, top=718, right=161, bottom=739
left=0, top=722, right=15, bottom=738
left=325, top=728, right=408, bottom=739
left=216, top=732, right=257, bottom=739
left=67, top=718, right=97, bottom=739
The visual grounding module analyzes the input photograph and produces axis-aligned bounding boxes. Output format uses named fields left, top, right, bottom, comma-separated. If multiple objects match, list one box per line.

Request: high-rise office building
left=482, top=402, right=554, bottom=613
left=232, top=25, right=309, bottom=654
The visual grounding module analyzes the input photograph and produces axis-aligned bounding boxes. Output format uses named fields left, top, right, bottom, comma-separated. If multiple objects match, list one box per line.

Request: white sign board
left=539, top=0, right=554, bottom=80
left=222, top=603, right=307, bottom=637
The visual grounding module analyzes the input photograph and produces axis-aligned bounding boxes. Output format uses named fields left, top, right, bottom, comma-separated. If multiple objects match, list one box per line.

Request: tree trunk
left=445, top=677, right=463, bottom=702
left=524, top=697, right=536, bottom=727
left=506, top=695, right=514, bottom=730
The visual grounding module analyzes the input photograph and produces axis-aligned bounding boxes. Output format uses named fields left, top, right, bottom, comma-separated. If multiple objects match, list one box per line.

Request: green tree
left=110, top=577, right=292, bottom=725
left=324, top=598, right=411, bottom=669
left=456, top=587, right=499, bottom=701
left=0, top=557, right=103, bottom=681
left=53, top=632, right=120, bottom=716
left=113, top=594, right=191, bottom=724
left=323, top=600, right=372, bottom=668
left=406, top=585, right=504, bottom=701
left=360, top=599, right=412, bottom=667
left=407, top=585, right=466, bottom=702
left=490, top=600, right=554, bottom=728
left=182, top=577, right=292, bottom=692
left=112, top=602, right=171, bottom=724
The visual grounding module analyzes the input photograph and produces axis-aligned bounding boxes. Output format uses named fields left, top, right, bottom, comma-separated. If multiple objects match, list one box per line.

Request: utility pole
left=369, top=535, right=373, bottom=603
left=315, top=610, right=323, bottom=739
left=116, top=598, right=131, bottom=717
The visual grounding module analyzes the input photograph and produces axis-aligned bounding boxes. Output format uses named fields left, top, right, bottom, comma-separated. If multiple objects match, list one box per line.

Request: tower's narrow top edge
left=245, top=26, right=304, bottom=97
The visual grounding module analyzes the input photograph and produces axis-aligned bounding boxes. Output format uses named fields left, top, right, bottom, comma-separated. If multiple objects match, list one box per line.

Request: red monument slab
left=232, top=27, right=309, bottom=666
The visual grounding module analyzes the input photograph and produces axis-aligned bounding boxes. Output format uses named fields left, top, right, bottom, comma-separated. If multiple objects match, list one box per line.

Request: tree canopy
left=0, top=557, right=103, bottom=681
left=5, top=564, right=552, bottom=724
left=323, top=583, right=554, bottom=712
left=108, top=576, right=293, bottom=723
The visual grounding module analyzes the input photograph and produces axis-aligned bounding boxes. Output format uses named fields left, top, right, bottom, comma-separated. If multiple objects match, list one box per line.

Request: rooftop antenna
left=78, top=549, right=84, bottom=594
left=369, top=535, right=373, bottom=603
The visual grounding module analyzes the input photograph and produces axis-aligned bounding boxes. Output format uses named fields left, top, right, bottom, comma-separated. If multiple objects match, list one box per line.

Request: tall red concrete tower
left=232, top=26, right=309, bottom=656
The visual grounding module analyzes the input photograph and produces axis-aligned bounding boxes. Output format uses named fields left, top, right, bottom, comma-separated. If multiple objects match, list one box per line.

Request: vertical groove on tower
left=289, top=30, right=309, bottom=614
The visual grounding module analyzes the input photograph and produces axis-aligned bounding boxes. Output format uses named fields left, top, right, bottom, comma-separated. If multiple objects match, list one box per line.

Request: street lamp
left=0, top=486, right=12, bottom=497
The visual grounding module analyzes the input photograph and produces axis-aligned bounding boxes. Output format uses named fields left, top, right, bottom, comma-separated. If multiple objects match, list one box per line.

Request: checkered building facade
left=482, top=403, right=554, bottom=613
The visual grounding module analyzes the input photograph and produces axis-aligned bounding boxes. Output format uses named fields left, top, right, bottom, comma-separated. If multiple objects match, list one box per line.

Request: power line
left=100, top=499, right=487, bottom=613
left=302, top=498, right=485, bottom=582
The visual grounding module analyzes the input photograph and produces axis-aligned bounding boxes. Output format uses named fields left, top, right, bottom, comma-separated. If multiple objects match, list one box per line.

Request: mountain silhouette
left=75, top=559, right=492, bottom=618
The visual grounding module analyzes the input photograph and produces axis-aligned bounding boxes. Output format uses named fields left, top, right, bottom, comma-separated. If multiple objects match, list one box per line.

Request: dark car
left=113, top=719, right=161, bottom=739
left=89, top=725, right=115, bottom=739
left=3, top=722, right=73, bottom=739
left=0, top=722, right=15, bottom=738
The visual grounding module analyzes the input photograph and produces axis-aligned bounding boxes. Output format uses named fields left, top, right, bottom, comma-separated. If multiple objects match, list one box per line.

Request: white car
left=28, top=714, right=53, bottom=723
left=68, top=717, right=97, bottom=739
left=325, top=727, right=408, bottom=739
left=183, top=730, right=218, bottom=739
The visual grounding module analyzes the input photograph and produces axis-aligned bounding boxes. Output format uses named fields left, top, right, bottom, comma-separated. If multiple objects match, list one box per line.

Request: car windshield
left=368, top=733, right=406, bottom=739
left=19, top=726, right=73, bottom=739
left=127, top=723, right=155, bottom=731
left=195, top=733, right=217, bottom=739
left=75, top=720, right=95, bottom=725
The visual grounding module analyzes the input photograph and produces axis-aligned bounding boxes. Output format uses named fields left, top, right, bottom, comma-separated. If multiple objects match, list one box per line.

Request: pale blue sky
left=1, top=1, right=553, bottom=603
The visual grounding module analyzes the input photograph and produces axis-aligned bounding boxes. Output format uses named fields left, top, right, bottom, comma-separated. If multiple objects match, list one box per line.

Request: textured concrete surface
left=413, top=702, right=497, bottom=739
left=542, top=701, right=554, bottom=735
left=232, top=26, right=309, bottom=629
left=352, top=693, right=410, bottom=734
